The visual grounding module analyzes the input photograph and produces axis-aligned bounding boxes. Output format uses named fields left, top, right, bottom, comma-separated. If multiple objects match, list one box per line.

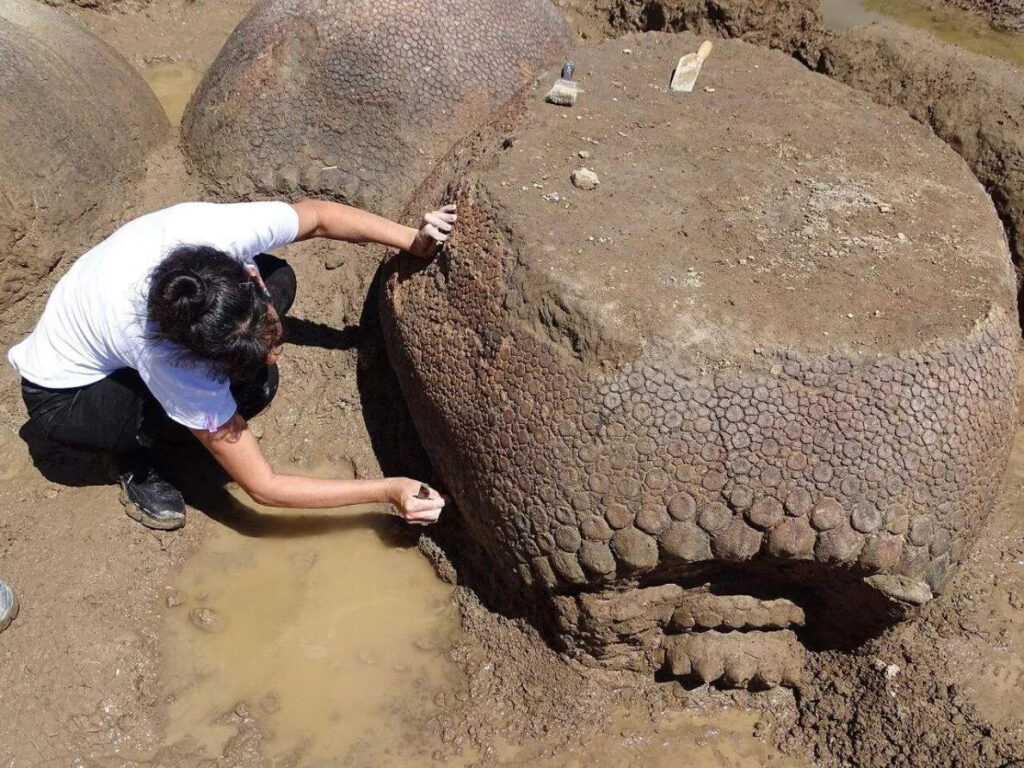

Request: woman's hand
left=408, top=204, right=457, bottom=259
left=387, top=477, right=446, bottom=525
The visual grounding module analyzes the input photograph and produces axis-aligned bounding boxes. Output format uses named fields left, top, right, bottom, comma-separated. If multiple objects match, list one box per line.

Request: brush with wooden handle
left=671, top=40, right=714, bottom=92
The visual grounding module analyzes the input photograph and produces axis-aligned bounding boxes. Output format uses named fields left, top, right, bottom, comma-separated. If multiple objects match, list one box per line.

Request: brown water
left=820, top=0, right=1024, bottom=65
left=142, top=62, right=204, bottom=126
left=160, top=462, right=462, bottom=764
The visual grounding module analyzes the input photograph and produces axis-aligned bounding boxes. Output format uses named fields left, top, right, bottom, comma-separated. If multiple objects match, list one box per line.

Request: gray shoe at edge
left=0, top=579, right=18, bottom=633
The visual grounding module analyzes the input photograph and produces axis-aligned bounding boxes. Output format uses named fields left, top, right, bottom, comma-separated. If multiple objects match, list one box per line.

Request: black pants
left=19, top=253, right=295, bottom=458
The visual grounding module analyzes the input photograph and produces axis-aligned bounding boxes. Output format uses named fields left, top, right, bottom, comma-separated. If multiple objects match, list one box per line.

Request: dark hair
left=147, top=246, right=279, bottom=381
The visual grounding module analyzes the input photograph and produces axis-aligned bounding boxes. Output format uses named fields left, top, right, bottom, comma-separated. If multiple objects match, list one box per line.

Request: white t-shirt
left=8, top=201, right=300, bottom=431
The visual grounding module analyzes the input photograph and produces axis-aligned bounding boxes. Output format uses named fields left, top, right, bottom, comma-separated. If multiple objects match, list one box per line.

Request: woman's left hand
left=409, top=204, right=457, bottom=259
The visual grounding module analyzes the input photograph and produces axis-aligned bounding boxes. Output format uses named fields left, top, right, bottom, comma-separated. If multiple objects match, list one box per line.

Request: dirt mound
left=381, top=31, right=1020, bottom=691
left=562, top=0, right=826, bottom=60
left=181, top=0, right=569, bottom=214
left=943, top=0, right=1024, bottom=33
left=0, top=0, right=167, bottom=314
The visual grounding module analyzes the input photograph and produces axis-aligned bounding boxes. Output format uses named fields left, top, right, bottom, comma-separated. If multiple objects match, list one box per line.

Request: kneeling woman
left=8, top=199, right=455, bottom=530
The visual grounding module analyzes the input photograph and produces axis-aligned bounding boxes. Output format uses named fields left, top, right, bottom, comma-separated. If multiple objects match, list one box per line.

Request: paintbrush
left=546, top=61, right=578, bottom=107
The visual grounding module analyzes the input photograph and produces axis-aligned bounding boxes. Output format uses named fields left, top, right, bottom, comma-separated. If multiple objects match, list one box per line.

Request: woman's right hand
left=387, top=477, right=445, bottom=525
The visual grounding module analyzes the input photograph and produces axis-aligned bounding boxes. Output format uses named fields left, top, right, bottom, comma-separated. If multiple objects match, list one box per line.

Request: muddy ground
left=0, top=0, right=1023, bottom=766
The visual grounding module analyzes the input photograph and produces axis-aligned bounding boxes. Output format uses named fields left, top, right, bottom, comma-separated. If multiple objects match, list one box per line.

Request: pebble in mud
left=189, top=607, right=225, bottom=633
left=260, top=692, right=281, bottom=714
left=381, top=33, right=1020, bottom=685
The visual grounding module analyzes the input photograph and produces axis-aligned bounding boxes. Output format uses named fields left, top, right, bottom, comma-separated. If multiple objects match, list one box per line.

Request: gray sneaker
left=0, top=579, right=18, bottom=633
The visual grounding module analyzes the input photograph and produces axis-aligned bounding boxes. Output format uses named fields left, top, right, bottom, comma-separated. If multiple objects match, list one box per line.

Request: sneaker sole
left=120, top=489, right=186, bottom=531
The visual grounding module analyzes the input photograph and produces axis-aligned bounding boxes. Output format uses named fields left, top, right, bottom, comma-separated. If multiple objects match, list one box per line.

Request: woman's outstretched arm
left=191, top=414, right=444, bottom=525
left=291, top=198, right=457, bottom=259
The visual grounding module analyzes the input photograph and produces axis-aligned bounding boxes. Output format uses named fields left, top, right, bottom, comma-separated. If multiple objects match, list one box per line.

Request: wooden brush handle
left=697, top=40, right=714, bottom=63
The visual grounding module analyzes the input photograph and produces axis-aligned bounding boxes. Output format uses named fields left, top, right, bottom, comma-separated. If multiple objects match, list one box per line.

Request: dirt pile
left=381, top=31, right=1020, bottom=691
left=944, top=0, right=1024, bottom=33
left=0, top=0, right=166, bottom=316
left=562, top=0, right=826, bottom=60
left=182, top=0, right=569, bottom=215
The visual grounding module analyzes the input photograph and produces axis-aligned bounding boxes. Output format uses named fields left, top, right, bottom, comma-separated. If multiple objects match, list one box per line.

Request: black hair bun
left=147, top=245, right=278, bottom=381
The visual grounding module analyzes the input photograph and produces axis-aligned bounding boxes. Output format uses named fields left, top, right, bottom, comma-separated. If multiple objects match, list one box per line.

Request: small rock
left=578, top=150, right=591, bottom=160
left=878, top=203, right=892, bottom=213
left=622, top=48, right=633, bottom=55
left=165, top=589, right=184, bottom=608
left=897, top=232, right=908, bottom=243
left=885, top=664, right=901, bottom=679
left=703, top=86, right=716, bottom=93
left=571, top=167, right=599, bottom=190
left=189, top=606, right=225, bottom=633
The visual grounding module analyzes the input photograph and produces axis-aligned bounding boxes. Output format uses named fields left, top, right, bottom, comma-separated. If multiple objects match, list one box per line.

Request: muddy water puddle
left=142, top=62, right=204, bottom=126
left=160, top=461, right=462, bottom=764
left=821, top=0, right=1024, bottom=65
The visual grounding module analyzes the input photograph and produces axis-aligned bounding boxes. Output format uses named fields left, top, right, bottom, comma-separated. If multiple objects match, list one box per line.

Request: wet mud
left=143, top=62, right=203, bottom=127
left=160, top=464, right=461, bottom=764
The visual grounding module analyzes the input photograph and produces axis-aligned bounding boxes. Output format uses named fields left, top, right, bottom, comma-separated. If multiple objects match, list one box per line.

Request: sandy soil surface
left=0, top=1, right=1022, bottom=766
